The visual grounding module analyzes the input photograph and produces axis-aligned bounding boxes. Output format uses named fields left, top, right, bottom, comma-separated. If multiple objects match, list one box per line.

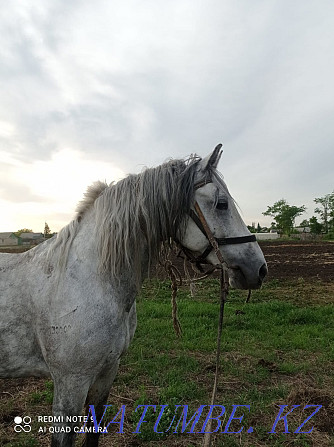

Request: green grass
left=3, top=436, right=39, bottom=447
left=29, top=380, right=54, bottom=405
left=2, top=278, right=333, bottom=446
left=114, top=279, right=334, bottom=445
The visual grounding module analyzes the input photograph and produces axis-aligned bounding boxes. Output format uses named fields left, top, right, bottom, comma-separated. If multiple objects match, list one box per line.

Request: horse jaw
left=206, top=246, right=268, bottom=290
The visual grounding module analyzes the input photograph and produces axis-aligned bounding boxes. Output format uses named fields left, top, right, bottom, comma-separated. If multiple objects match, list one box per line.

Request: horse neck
left=70, top=208, right=150, bottom=292
left=65, top=210, right=99, bottom=273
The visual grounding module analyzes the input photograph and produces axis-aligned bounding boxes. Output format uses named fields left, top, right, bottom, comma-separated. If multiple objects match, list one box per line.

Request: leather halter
left=176, top=178, right=257, bottom=269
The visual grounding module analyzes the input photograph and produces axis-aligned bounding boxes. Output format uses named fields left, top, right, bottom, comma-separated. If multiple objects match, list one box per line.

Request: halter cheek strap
left=177, top=180, right=257, bottom=268
left=188, top=208, right=257, bottom=246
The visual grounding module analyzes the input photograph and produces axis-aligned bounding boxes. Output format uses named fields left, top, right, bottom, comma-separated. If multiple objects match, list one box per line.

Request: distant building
left=20, top=232, right=45, bottom=245
left=254, top=232, right=280, bottom=240
left=295, top=226, right=311, bottom=233
left=0, top=232, right=20, bottom=246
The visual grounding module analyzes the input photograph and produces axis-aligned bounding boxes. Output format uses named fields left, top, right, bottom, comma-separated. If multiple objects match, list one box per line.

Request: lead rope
left=165, top=256, right=227, bottom=446
left=203, top=268, right=228, bottom=447
left=166, top=201, right=233, bottom=446
left=192, top=202, right=230, bottom=447
left=165, top=260, right=183, bottom=337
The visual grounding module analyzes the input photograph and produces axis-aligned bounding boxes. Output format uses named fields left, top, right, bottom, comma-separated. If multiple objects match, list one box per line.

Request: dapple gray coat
left=0, top=147, right=267, bottom=446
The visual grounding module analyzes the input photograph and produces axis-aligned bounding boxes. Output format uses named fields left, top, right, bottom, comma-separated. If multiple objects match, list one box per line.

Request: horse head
left=179, top=144, right=268, bottom=289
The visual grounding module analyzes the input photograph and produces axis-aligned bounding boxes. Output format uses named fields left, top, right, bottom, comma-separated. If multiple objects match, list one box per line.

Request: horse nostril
left=259, top=263, right=268, bottom=281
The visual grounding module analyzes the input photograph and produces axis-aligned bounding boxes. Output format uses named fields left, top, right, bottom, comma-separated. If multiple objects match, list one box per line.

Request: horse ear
left=200, top=144, right=223, bottom=170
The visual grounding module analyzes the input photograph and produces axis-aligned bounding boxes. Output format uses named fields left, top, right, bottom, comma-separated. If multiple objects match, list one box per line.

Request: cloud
left=0, top=0, right=333, bottom=231
left=0, top=180, right=48, bottom=204
left=0, top=148, right=125, bottom=231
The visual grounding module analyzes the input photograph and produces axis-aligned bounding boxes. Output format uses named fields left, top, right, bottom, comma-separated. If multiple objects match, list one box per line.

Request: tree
left=299, top=219, right=310, bottom=229
left=14, top=228, right=33, bottom=237
left=263, top=199, right=306, bottom=236
left=309, top=216, right=323, bottom=235
left=44, top=222, right=51, bottom=236
left=314, top=192, right=334, bottom=233
left=247, top=225, right=256, bottom=233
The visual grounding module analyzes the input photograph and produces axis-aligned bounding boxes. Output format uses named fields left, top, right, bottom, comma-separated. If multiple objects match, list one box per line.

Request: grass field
left=1, top=278, right=333, bottom=446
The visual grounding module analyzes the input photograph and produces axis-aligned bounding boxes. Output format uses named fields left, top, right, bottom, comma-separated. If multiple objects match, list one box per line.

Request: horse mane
left=48, top=155, right=202, bottom=286
left=76, top=180, right=109, bottom=218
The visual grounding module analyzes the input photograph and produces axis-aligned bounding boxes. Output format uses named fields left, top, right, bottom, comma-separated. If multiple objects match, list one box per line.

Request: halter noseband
left=176, top=179, right=257, bottom=269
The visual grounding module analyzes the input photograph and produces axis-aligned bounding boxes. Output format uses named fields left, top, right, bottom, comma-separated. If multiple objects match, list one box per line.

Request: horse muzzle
left=228, top=262, right=268, bottom=290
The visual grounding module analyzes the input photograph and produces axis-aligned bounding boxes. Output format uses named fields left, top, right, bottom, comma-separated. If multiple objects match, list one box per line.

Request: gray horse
left=0, top=146, right=267, bottom=446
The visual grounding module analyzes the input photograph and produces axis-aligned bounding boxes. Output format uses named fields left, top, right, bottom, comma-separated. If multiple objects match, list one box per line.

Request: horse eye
left=216, top=201, right=228, bottom=210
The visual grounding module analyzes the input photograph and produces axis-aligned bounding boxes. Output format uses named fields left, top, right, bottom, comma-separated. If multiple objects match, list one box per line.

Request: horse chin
left=227, top=267, right=262, bottom=290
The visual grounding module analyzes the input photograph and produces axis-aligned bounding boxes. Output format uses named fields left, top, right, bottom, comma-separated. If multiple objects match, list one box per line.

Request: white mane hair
left=47, top=155, right=207, bottom=285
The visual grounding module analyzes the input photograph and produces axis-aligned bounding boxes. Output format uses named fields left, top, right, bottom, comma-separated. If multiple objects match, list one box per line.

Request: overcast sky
left=1, top=0, right=333, bottom=233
